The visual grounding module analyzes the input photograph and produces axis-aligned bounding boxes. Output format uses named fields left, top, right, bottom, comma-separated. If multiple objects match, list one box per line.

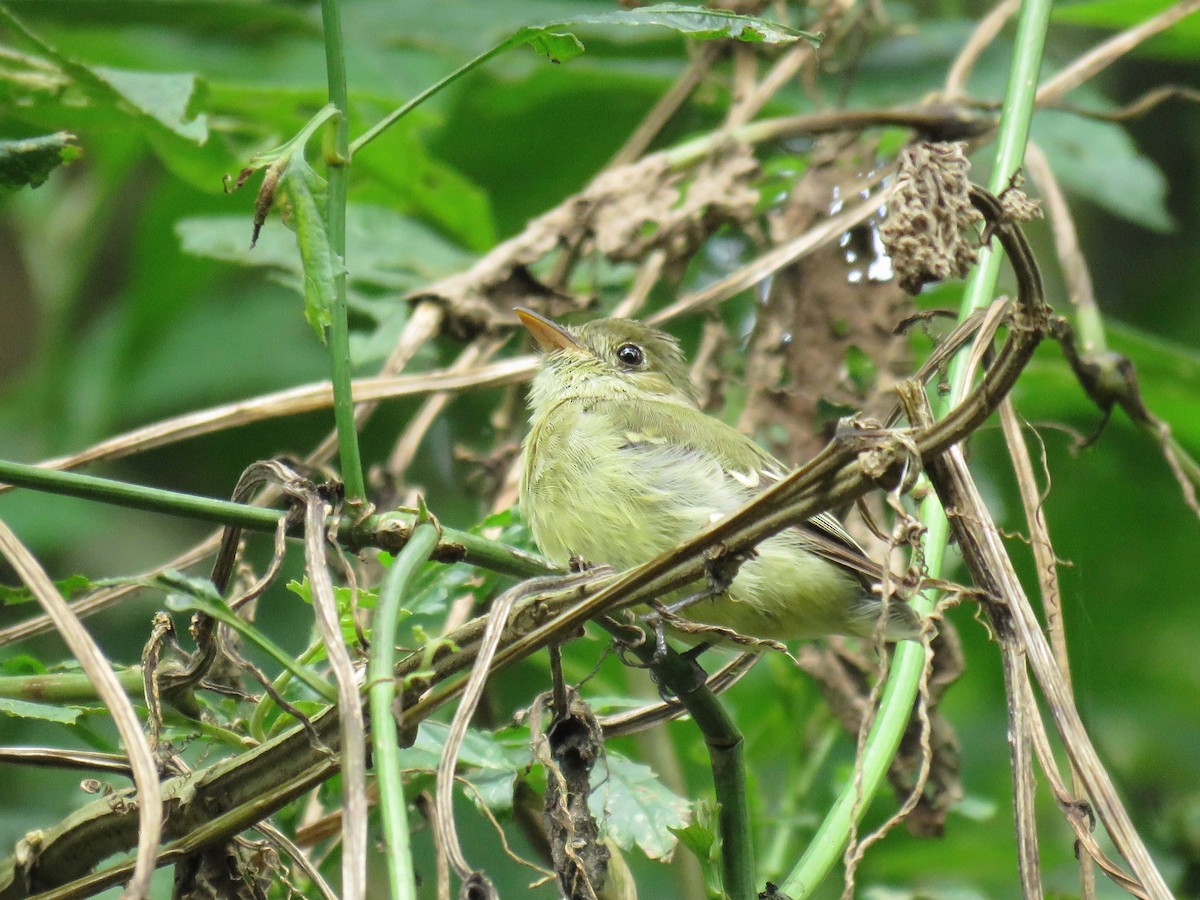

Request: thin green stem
left=782, top=0, right=1054, bottom=894
left=369, top=523, right=439, bottom=900
left=0, top=459, right=283, bottom=531
left=0, top=668, right=144, bottom=704
left=249, top=640, right=324, bottom=742
left=175, top=715, right=258, bottom=751
left=350, top=43, right=510, bottom=157
left=780, top=531, right=946, bottom=896
left=0, top=459, right=551, bottom=580
left=319, top=0, right=365, bottom=503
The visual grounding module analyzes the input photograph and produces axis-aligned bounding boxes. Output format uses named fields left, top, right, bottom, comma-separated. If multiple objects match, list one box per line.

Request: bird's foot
left=703, top=545, right=745, bottom=596
left=649, top=644, right=712, bottom=703
left=608, top=611, right=668, bottom=669
left=660, top=582, right=722, bottom=619
left=567, top=554, right=595, bottom=574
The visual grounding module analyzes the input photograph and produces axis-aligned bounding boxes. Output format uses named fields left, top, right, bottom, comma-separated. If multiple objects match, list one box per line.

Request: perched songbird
left=516, top=308, right=922, bottom=643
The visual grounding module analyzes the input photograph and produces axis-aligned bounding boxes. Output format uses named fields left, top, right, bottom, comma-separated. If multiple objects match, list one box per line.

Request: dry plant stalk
left=898, top=382, right=1171, bottom=898
left=0, top=522, right=164, bottom=900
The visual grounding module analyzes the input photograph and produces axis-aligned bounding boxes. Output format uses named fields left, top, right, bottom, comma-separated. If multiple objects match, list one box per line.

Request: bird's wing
left=594, top=399, right=883, bottom=582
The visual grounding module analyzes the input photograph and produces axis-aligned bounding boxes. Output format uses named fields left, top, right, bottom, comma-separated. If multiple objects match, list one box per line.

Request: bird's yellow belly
left=519, top=402, right=883, bottom=642
left=522, top=445, right=862, bottom=641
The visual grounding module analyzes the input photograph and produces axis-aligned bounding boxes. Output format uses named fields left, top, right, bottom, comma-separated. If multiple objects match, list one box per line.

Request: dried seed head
left=880, top=142, right=982, bottom=294
left=999, top=183, right=1043, bottom=223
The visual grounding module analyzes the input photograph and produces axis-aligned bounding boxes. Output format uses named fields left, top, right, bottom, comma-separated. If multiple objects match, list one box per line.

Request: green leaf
left=89, top=66, right=208, bottom=143
left=275, top=155, right=336, bottom=338
left=525, top=30, right=586, bottom=63
left=176, top=205, right=472, bottom=294
left=509, top=3, right=820, bottom=64
left=0, top=132, right=81, bottom=191
left=286, top=579, right=381, bottom=650
left=0, top=655, right=47, bottom=677
left=670, top=799, right=722, bottom=897
left=0, top=7, right=208, bottom=145
left=348, top=2, right=815, bottom=160
left=0, top=574, right=93, bottom=606
left=0, top=696, right=82, bottom=724
left=1031, top=109, right=1173, bottom=232
left=349, top=116, right=496, bottom=252
left=591, top=754, right=690, bottom=860
left=286, top=579, right=378, bottom=613
left=469, top=769, right=518, bottom=813
left=396, top=721, right=530, bottom=772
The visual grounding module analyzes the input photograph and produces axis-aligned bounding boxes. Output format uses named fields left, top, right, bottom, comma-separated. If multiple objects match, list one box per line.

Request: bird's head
left=516, top=308, right=697, bottom=411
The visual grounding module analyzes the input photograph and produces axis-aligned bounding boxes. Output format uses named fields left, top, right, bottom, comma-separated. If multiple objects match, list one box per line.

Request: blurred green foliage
left=1, top=1, right=1199, bottom=898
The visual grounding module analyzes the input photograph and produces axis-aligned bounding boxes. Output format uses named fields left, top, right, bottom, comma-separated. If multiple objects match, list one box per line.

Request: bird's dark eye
left=616, top=343, right=645, bottom=367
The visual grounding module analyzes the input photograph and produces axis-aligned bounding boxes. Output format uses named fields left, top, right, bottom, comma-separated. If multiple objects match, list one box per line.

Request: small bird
left=516, top=308, right=921, bottom=643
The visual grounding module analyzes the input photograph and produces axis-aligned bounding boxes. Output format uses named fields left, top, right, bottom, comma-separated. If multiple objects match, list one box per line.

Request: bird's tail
left=855, top=596, right=925, bottom=642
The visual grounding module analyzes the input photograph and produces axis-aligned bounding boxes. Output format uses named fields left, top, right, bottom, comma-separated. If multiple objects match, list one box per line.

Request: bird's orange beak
left=515, top=307, right=581, bottom=353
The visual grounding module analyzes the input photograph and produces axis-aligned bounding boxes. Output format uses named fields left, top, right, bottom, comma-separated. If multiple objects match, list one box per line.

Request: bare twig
left=1020, top=676, right=1144, bottom=897
left=436, top=579, right=529, bottom=884
left=253, top=821, right=338, bottom=900
left=1047, top=84, right=1200, bottom=122
left=648, top=190, right=885, bottom=324
left=999, top=400, right=1094, bottom=896
left=385, top=336, right=506, bottom=479
left=999, top=621, right=1044, bottom=899
left=945, top=0, right=1021, bottom=100
left=1037, top=0, right=1200, bottom=106
left=727, top=39, right=815, bottom=127
left=4, top=357, right=534, bottom=486
left=0, top=747, right=134, bottom=777
left=611, top=249, right=667, bottom=319
left=608, top=42, right=723, bottom=167
left=1024, top=142, right=1102, bottom=352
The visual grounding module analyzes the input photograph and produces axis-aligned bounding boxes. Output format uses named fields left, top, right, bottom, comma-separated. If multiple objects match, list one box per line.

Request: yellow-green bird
left=517, top=308, right=921, bottom=643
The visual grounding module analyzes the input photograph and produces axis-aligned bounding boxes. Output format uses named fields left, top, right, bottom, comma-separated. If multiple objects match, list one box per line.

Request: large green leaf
left=0, top=697, right=83, bottom=724
left=395, top=721, right=530, bottom=773
left=532, top=3, right=819, bottom=48
left=0, top=574, right=94, bottom=606
left=591, top=754, right=690, bottom=860
left=0, top=7, right=209, bottom=144
left=89, top=66, right=208, bottom=143
left=1031, top=109, right=1173, bottom=233
left=275, top=153, right=335, bottom=337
